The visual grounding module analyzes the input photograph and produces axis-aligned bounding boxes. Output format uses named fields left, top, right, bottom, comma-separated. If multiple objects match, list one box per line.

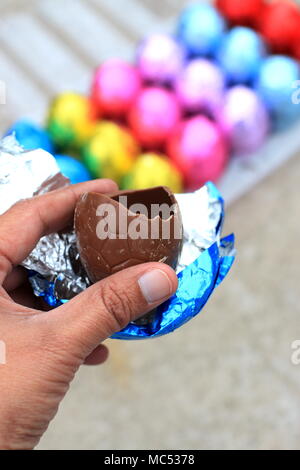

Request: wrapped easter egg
left=55, top=154, right=91, bottom=185
left=257, top=0, right=300, bottom=56
left=137, top=34, right=186, bottom=86
left=122, top=153, right=183, bottom=193
left=128, top=87, right=181, bottom=148
left=4, top=120, right=54, bottom=153
left=216, top=0, right=264, bottom=26
left=82, top=121, right=139, bottom=184
left=167, top=116, right=228, bottom=191
left=177, top=3, right=226, bottom=56
left=47, top=93, right=95, bottom=153
left=217, top=86, right=270, bottom=155
left=91, top=59, right=141, bottom=118
left=216, top=27, right=266, bottom=84
left=175, top=58, right=225, bottom=115
left=255, top=55, right=300, bottom=129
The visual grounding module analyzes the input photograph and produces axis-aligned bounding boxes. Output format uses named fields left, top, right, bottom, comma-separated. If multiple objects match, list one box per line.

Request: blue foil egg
left=255, top=55, right=300, bottom=130
left=4, top=120, right=54, bottom=153
left=177, top=3, right=226, bottom=56
left=55, top=155, right=91, bottom=184
left=216, top=27, right=266, bottom=84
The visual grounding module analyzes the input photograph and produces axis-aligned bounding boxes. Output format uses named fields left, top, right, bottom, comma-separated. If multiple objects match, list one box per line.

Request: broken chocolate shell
left=74, top=186, right=183, bottom=283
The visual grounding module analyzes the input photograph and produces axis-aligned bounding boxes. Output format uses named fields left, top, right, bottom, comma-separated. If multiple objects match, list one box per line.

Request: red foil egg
left=216, top=0, right=265, bottom=26
left=167, top=116, right=228, bottom=191
left=257, top=0, right=300, bottom=56
left=128, top=87, right=181, bottom=149
left=292, top=41, right=300, bottom=61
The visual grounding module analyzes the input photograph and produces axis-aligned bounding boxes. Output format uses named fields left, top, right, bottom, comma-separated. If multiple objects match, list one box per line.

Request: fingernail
left=138, top=269, right=173, bottom=304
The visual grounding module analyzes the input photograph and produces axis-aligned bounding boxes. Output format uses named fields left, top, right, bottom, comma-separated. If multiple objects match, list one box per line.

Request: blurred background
left=0, top=0, right=300, bottom=450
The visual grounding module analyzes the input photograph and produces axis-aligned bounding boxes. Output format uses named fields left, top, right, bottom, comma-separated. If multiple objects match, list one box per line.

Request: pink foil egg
left=217, top=85, right=270, bottom=155
left=137, top=33, right=186, bottom=86
left=175, top=58, right=225, bottom=115
left=91, top=59, right=141, bottom=118
left=128, top=87, right=181, bottom=148
left=167, top=116, right=228, bottom=191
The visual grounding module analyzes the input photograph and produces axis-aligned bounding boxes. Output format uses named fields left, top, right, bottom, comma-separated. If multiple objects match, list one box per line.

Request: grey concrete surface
left=0, top=0, right=299, bottom=450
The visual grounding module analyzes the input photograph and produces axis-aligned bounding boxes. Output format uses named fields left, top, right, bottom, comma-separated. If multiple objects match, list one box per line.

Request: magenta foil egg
left=91, top=59, right=141, bottom=118
left=217, top=85, right=270, bottom=155
left=175, top=59, right=225, bottom=115
left=167, top=116, right=229, bottom=191
left=137, top=34, right=186, bottom=86
left=128, top=87, right=181, bottom=148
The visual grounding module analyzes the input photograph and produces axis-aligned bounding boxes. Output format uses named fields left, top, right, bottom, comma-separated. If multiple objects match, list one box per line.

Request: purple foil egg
left=137, top=33, right=186, bottom=86
left=175, top=58, right=225, bottom=115
left=217, top=85, right=270, bottom=155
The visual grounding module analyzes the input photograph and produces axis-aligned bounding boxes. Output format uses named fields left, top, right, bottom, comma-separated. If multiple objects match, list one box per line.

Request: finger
left=51, top=263, right=178, bottom=356
left=3, top=267, right=28, bottom=292
left=83, top=344, right=109, bottom=366
left=0, top=179, right=118, bottom=282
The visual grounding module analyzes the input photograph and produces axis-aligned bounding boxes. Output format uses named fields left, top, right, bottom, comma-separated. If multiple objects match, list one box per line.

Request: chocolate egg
left=74, top=186, right=183, bottom=283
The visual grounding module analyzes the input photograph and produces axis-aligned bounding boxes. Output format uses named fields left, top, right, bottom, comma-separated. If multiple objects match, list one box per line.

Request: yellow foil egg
left=47, top=92, right=96, bottom=152
left=122, top=152, right=183, bottom=193
left=82, top=121, right=140, bottom=184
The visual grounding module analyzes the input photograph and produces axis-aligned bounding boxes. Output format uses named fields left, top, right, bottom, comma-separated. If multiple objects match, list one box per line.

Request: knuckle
left=8, top=198, right=35, bottom=221
left=99, top=280, right=136, bottom=332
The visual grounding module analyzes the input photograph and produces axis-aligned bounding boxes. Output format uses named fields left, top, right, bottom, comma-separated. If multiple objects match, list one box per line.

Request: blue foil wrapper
left=112, top=184, right=235, bottom=339
left=0, top=136, right=235, bottom=340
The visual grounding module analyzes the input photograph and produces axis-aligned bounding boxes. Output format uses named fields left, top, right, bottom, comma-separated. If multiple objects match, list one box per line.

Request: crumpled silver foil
left=0, top=135, right=224, bottom=305
left=176, top=187, right=222, bottom=272
left=0, top=136, right=88, bottom=303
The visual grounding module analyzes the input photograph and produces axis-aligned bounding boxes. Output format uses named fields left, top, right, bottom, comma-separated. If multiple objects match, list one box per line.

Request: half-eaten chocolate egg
left=74, top=186, right=183, bottom=283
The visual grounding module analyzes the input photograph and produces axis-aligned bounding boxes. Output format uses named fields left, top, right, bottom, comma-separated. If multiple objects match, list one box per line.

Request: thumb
left=52, top=263, right=178, bottom=354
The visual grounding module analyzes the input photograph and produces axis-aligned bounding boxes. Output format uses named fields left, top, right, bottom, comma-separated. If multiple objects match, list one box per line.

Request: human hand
left=0, top=179, right=178, bottom=450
